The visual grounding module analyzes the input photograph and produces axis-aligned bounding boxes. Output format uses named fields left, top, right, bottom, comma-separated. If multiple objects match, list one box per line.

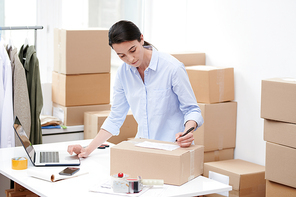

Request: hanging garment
left=0, top=42, right=15, bottom=148
left=7, top=47, right=31, bottom=146
left=19, top=45, right=43, bottom=145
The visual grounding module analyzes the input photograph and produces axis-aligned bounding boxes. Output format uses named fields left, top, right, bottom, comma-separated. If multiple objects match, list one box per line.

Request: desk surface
left=0, top=140, right=232, bottom=197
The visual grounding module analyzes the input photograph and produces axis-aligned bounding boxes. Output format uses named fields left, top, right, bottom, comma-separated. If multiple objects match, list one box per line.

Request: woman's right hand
left=67, top=144, right=90, bottom=158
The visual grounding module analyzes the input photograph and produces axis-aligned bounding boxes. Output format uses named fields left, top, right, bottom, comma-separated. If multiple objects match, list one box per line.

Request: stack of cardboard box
left=52, top=28, right=111, bottom=126
left=261, top=78, right=296, bottom=196
left=185, top=65, right=237, bottom=162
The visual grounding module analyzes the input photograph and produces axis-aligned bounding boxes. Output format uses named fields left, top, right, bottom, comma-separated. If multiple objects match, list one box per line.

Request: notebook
left=13, top=116, right=80, bottom=167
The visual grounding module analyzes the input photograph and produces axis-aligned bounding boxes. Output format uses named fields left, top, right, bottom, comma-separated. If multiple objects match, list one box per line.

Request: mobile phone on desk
left=59, top=167, right=80, bottom=176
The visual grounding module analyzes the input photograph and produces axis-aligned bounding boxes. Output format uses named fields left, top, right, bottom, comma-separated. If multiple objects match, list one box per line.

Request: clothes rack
left=0, top=26, right=43, bottom=50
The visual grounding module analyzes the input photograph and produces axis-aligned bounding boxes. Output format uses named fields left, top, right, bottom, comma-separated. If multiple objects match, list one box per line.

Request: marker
left=175, top=127, right=195, bottom=142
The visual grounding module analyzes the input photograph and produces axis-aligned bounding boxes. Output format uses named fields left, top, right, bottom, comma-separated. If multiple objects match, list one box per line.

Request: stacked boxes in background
left=171, top=52, right=205, bottom=66
left=185, top=65, right=236, bottom=162
left=203, top=159, right=266, bottom=197
left=261, top=78, right=296, bottom=196
left=84, top=110, right=138, bottom=144
left=52, top=28, right=111, bottom=126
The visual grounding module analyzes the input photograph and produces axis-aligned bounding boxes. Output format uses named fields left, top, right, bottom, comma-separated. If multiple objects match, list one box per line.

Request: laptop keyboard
left=40, top=152, right=59, bottom=163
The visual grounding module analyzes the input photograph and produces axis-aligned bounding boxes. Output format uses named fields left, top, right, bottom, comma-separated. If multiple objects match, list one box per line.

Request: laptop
left=13, top=116, right=80, bottom=166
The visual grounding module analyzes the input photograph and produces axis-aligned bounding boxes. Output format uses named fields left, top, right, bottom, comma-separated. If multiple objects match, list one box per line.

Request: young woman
left=68, top=20, right=203, bottom=158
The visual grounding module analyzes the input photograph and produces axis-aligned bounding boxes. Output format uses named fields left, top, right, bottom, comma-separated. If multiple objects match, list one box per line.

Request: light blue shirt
left=101, top=48, right=204, bottom=143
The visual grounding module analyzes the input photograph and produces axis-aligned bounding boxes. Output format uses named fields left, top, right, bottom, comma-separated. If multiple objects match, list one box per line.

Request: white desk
left=0, top=140, right=232, bottom=197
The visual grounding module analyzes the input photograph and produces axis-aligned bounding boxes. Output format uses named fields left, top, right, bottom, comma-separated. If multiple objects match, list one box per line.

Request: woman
left=68, top=20, right=203, bottom=158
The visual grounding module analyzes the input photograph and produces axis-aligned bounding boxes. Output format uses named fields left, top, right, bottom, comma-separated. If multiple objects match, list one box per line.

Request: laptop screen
left=14, top=117, right=36, bottom=163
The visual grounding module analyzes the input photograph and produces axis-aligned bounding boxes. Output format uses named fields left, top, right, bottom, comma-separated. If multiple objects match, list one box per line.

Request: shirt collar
left=128, top=46, right=158, bottom=73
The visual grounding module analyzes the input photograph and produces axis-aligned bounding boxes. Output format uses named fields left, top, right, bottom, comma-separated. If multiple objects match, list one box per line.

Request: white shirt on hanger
left=0, top=40, right=15, bottom=148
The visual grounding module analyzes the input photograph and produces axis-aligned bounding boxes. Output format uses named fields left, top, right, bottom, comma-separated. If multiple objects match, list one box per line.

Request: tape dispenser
left=112, top=173, right=164, bottom=194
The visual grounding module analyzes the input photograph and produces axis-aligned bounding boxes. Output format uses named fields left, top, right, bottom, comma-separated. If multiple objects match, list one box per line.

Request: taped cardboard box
left=204, top=148, right=234, bottom=163
left=264, top=119, right=296, bottom=149
left=186, top=66, right=234, bottom=104
left=52, top=103, right=111, bottom=126
left=84, top=110, right=137, bottom=144
left=54, top=28, right=111, bottom=74
left=171, top=52, right=205, bottom=66
left=52, top=71, right=110, bottom=107
left=110, top=138, right=204, bottom=186
left=266, top=180, right=296, bottom=197
left=261, top=78, right=296, bottom=124
left=265, top=142, right=296, bottom=189
left=195, top=101, right=237, bottom=152
left=203, top=159, right=265, bottom=197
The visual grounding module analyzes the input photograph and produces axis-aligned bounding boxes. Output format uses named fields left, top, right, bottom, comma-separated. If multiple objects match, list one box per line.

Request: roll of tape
left=12, top=157, right=28, bottom=170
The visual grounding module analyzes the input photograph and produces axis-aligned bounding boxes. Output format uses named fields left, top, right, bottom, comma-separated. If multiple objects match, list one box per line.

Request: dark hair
left=108, top=20, right=152, bottom=48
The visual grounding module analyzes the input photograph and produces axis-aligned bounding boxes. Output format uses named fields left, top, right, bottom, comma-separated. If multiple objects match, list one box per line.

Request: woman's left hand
left=175, top=132, right=194, bottom=148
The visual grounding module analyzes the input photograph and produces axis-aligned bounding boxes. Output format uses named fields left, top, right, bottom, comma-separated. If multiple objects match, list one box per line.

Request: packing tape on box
left=216, top=69, right=225, bottom=102
left=188, top=150, right=195, bottom=181
left=12, top=157, right=28, bottom=170
left=214, top=150, right=220, bottom=161
left=218, top=135, right=224, bottom=150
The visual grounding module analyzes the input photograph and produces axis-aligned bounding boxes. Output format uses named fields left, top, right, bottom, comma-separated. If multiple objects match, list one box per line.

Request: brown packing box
left=266, top=180, right=296, bottom=197
left=195, top=101, right=237, bottom=152
left=84, top=110, right=137, bottom=144
left=171, top=52, right=205, bottom=66
left=110, top=138, right=204, bottom=186
left=52, top=71, right=110, bottom=106
left=52, top=103, right=111, bottom=126
left=261, top=78, right=296, bottom=124
left=264, top=119, right=296, bottom=149
left=54, top=28, right=111, bottom=74
left=186, top=66, right=234, bottom=104
left=203, top=159, right=266, bottom=196
left=204, top=148, right=234, bottom=163
left=265, top=142, right=296, bottom=188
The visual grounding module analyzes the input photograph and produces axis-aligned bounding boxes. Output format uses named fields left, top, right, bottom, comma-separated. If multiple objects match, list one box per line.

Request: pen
left=175, top=127, right=195, bottom=142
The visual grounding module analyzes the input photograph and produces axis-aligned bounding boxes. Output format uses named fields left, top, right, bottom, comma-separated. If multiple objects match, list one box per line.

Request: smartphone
left=59, top=167, right=80, bottom=176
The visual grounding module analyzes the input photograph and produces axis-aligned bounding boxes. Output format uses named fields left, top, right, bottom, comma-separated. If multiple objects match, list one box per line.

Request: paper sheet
left=27, top=168, right=88, bottom=182
left=135, top=141, right=180, bottom=151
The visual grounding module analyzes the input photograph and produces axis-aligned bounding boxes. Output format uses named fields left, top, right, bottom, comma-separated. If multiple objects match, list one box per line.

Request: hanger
left=7, top=27, right=15, bottom=50
left=24, top=26, right=30, bottom=48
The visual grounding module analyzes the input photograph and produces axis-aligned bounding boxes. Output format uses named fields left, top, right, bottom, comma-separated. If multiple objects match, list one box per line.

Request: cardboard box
left=261, top=78, right=296, bottom=124
left=52, top=103, right=111, bottom=126
left=266, top=142, right=296, bottom=188
left=110, top=138, right=204, bottom=186
left=195, top=101, right=237, bottom=152
left=264, top=119, right=296, bottom=149
left=266, top=180, right=296, bottom=197
left=203, top=159, right=266, bottom=196
left=204, top=148, right=234, bottom=163
left=171, top=52, right=205, bottom=66
left=54, top=28, right=111, bottom=74
left=84, top=110, right=138, bottom=144
left=52, top=71, right=110, bottom=106
left=186, top=66, right=234, bottom=104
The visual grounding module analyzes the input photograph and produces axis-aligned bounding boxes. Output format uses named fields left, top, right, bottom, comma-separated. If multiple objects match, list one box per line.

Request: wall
left=145, top=0, right=296, bottom=166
